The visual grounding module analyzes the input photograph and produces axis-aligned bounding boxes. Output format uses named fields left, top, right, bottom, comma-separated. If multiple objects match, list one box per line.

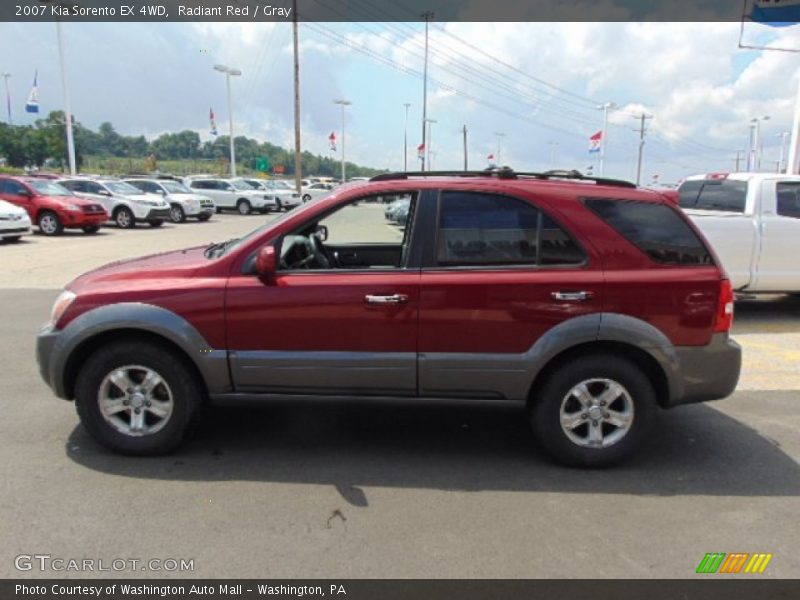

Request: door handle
left=365, top=294, right=409, bottom=305
left=551, top=291, right=594, bottom=302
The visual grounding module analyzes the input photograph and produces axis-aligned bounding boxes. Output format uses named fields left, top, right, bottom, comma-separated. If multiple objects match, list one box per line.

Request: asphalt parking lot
left=0, top=214, right=798, bottom=579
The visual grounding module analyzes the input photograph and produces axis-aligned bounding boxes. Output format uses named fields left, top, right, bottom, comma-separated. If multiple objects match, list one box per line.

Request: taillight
left=714, top=279, right=734, bottom=333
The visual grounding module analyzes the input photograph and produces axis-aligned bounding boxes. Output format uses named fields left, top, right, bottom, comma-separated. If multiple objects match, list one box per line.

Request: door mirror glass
left=316, top=224, right=329, bottom=242
left=255, top=245, right=278, bottom=277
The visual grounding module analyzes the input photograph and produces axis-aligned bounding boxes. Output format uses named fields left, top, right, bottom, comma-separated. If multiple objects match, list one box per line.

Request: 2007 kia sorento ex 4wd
left=36, top=170, right=741, bottom=467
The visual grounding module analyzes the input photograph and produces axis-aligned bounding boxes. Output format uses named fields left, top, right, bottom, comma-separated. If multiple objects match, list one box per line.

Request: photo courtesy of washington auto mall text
left=1, top=0, right=800, bottom=598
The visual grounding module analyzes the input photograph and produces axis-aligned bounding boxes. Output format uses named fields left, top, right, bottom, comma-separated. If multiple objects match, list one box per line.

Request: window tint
left=85, top=182, right=104, bottom=194
left=60, top=180, right=82, bottom=192
left=777, top=182, right=800, bottom=219
left=1, top=179, right=27, bottom=195
left=678, top=179, right=747, bottom=213
left=586, top=198, right=713, bottom=265
left=436, top=191, right=584, bottom=267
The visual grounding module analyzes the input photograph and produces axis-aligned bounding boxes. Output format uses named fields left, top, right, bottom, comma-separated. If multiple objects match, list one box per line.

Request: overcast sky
left=0, top=19, right=798, bottom=182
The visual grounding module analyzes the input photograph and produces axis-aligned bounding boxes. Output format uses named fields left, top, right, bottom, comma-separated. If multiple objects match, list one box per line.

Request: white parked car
left=185, top=178, right=274, bottom=215
left=677, top=172, right=800, bottom=293
left=123, top=178, right=215, bottom=223
left=241, top=178, right=302, bottom=211
left=58, top=178, right=171, bottom=229
left=0, top=199, right=32, bottom=242
left=300, top=182, right=335, bottom=203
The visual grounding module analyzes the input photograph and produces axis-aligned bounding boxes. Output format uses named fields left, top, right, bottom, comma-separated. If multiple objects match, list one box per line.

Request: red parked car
left=0, top=176, right=108, bottom=236
left=36, top=169, right=741, bottom=466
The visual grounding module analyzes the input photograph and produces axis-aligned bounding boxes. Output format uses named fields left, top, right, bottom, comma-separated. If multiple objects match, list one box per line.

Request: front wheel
left=82, top=225, right=100, bottom=234
left=529, top=354, right=656, bottom=468
left=302, top=194, right=311, bottom=203
left=74, top=342, right=202, bottom=455
left=148, top=219, right=164, bottom=228
left=169, top=204, right=186, bottom=223
left=237, top=199, right=252, bottom=215
left=38, top=211, right=64, bottom=236
left=114, top=206, right=135, bottom=229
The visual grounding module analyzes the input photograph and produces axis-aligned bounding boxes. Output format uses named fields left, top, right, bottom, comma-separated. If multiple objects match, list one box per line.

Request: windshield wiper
left=204, top=238, right=238, bottom=258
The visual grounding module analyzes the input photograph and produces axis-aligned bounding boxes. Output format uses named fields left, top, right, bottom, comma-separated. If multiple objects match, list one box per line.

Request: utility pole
left=420, top=11, right=434, bottom=170
left=733, top=150, right=743, bottom=172
left=213, top=64, right=241, bottom=177
left=403, top=102, right=410, bottom=171
left=1, top=73, right=11, bottom=124
left=334, top=99, right=351, bottom=182
left=749, top=115, right=770, bottom=172
left=634, top=112, right=653, bottom=186
left=597, top=102, right=616, bottom=176
left=55, top=20, right=77, bottom=175
left=462, top=124, right=468, bottom=170
left=788, top=78, right=800, bottom=175
left=292, top=0, right=302, bottom=192
left=777, top=131, right=790, bottom=173
left=494, top=131, right=506, bottom=166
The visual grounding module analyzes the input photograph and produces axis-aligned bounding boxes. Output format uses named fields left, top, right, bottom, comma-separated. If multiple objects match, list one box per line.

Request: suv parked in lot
left=0, top=176, right=107, bottom=236
left=123, top=178, right=215, bottom=223
left=58, top=178, right=171, bottom=229
left=36, top=169, right=741, bottom=466
left=186, top=178, right=274, bottom=214
left=241, top=178, right=302, bottom=211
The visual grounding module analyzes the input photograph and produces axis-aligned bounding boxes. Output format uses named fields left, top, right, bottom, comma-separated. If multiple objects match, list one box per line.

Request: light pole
left=424, top=118, right=436, bottom=171
left=749, top=116, right=770, bottom=172
left=494, top=132, right=506, bottom=166
left=214, top=64, right=242, bottom=177
left=403, top=102, right=410, bottom=171
left=777, top=131, right=790, bottom=173
left=420, top=11, right=434, bottom=170
left=334, top=99, right=351, bottom=182
left=1, top=73, right=11, bottom=124
left=597, top=102, right=617, bottom=176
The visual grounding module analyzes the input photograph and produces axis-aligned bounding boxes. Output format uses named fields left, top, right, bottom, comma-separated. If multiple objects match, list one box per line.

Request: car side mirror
left=316, top=224, right=329, bottom=242
left=98, top=190, right=112, bottom=196
left=18, top=188, right=32, bottom=197
left=255, top=245, right=278, bottom=278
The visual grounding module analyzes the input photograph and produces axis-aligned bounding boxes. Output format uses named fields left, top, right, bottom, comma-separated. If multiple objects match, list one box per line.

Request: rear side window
left=586, top=198, right=713, bottom=266
left=436, top=191, right=584, bottom=267
left=678, top=179, right=747, bottom=213
left=777, top=182, right=800, bottom=219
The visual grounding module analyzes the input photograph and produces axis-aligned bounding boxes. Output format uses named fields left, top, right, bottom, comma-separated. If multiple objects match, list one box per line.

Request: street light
left=749, top=115, right=770, bottom=172
left=1, top=73, right=11, bottom=124
left=424, top=118, right=437, bottom=171
left=493, top=132, right=506, bottom=166
left=777, top=131, right=790, bottom=173
left=403, top=103, right=411, bottom=171
left=214, top=64, right=242, bottom=177
left=334, top=99, right=351, bottom=182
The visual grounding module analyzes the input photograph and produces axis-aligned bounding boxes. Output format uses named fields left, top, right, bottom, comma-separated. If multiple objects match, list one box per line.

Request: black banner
left=2, top=0, right=754, bottom=23
left=4, top=580, right=800, bottom=600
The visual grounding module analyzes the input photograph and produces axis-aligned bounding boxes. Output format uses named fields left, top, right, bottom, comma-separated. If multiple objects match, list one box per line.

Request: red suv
left=0, top=176, right=107, bottom=235
left=36, top=169, right=741, bottom=466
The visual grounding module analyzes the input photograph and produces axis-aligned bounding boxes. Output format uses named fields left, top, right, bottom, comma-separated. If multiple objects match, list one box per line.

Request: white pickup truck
left=676, top=173, right=800, bottom=294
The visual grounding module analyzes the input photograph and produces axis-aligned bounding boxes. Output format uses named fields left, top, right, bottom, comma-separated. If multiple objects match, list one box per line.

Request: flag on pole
left=417, top=143, right=425, bottom=160
left=209, top=108, right=218, bottom=136
left=25, top=71, right=39, bottom=114
left=750, top=0, right=800, bottom=26
left=329, top=131, right=337, bottom=151
left=487, top=153, right=496, bottom=165
left=589, top=130, right=603, bottom=153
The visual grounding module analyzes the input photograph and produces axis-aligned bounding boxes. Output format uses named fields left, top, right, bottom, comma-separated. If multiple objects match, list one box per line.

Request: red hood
left=68, top=245, right=212, bottom=293
left=37, top=193, right=100, bottom=206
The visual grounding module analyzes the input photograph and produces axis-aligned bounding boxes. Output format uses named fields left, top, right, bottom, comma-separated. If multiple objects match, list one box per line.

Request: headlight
left=66, top=204, right=81, bottom=212
left=50, top=290, right=76, bottom=326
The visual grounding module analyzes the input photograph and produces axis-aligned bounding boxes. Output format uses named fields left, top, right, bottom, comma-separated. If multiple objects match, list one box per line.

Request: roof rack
left=370, top=167, right=636, bottom=189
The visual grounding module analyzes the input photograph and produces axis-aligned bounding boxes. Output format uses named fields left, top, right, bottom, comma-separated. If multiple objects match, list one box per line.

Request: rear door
left=753, top=180, right=800, bottom=291
left=417, top=189, right=598, bottom=401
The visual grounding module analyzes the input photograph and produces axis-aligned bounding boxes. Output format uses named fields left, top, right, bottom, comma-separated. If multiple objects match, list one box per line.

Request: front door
left=225, top=191, right=422, bottom=396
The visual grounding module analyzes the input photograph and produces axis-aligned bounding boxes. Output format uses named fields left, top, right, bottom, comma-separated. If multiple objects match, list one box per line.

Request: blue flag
left=750, top=0, right=800, bottom=26
left=25, top=71, right=39, bottom=114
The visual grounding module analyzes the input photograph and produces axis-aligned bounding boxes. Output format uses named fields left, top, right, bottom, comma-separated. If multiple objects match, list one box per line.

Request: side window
left=320, top=193, right=416, bottom=245
left=776, top=183, right=800, bottom=219
left=694, top=180, right=747, bottom=213
left=586, top=198, right=713, bottom=266
left=62, top=181, right=81, bottom=192
left=677, top=180, right=703, bottom=208
left=85, top=182, right=103, bottom=194
left=191, top=181, right=207, bottom=190
left=436, top=191, right=584, bottom=267
left=5, top=180, right=28, bottom=195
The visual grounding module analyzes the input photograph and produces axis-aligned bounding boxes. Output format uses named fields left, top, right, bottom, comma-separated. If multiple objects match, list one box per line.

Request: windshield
left=27, top=180, right=73, bottom=196
left=161, top=181, right=192, bottom=194
left=230, top=180, right=255, bottom=191
left=104, top=181, right=144, bottom=195
left=244, top=180, right=264, bottom=189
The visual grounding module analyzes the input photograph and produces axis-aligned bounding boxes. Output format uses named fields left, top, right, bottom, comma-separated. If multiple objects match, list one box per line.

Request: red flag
left=417, top=143, right=425, bottom=159
left=329, top=132, right=337, bottom=151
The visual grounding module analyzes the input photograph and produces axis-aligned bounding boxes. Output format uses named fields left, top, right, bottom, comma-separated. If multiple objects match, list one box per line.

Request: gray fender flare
left=50, top=303, right=230, bottom=398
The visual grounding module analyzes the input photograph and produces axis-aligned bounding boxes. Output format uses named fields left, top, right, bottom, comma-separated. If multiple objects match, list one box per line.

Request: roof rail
left=370, top=167, right=636, bottom=188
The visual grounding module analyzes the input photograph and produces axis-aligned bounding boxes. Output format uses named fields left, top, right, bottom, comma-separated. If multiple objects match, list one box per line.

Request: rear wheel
left=114, top=206, right=135, bottom=229
left=38, top=211, right=63, bottom=236
left=74, top=341, right=202, bottom=455
left=237, top=199, right=252, bottom=215
left=148, top=219, right=164, bottom=228
left=169, top=204, right=186, bottom=223
left=529, top=354, right=656, bottom=468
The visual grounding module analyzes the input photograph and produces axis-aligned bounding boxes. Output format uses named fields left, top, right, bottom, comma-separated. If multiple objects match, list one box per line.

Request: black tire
left=114, top=206, right=135, bottom=229
left=215, top=207, right=222, bottom=214
left=148, top=219, right=164, bottom=228
left=82, top=225, right=100, bottom=234
left=237, top=199, right=252, bottom=215
left=169, top=204, right=186, bottom=223
left=38, top=211, right=64, bottom=236
left=4, top=236, right=22, bottom=243
left=529, top=354, right=656, bottom=468
left=74, top=341, right=202, bottom=455
left=302, top=194, right=311, bottom=203
left=197, top=214, right=211, bottom=222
